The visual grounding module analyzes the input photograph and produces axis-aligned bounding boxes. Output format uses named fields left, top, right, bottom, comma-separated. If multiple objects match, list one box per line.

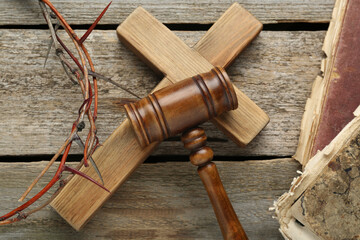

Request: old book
left=294, top=0, right=360, bottom=166
left=275, top=106, right=360, bottom=239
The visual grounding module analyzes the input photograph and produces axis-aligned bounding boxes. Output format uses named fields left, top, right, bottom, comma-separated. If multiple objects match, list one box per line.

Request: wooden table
left=0, top=1, right=334, bottom=239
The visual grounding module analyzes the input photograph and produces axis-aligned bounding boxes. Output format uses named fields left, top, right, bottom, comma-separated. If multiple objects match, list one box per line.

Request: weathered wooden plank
left=0, top=0, right=334, bottom=25
left=0, top=29, right=326, bottom=156
left=52, top=4, right=268, bottom=231
left=0, top=158, right=301, bottom=239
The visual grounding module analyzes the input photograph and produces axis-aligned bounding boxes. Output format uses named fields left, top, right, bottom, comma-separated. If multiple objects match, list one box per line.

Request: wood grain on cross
left=117, top=6, right=269, bottom=146
left=51, top=3, right=268, bottom=230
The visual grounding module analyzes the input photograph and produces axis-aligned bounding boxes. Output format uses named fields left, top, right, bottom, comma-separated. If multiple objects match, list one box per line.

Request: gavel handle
left=198, top=162, right=248, bottom=240
left=181, top=128, right=248, bottom=240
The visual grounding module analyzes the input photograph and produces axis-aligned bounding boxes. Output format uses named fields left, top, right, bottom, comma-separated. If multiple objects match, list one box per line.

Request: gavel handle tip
left=198, top=162, right=248, bottom=240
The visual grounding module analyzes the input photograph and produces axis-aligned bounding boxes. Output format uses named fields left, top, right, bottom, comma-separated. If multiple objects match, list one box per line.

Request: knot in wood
left=181, top=127, right=213, bottom=166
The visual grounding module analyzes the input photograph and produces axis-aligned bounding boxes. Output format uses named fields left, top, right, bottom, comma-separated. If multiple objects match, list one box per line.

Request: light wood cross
left=51, top=3, right=269, bottom=230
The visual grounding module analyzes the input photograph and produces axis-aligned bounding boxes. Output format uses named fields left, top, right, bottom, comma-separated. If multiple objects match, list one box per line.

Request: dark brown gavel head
left=124, top=66, right=238, bottom=147
left=124, top=67, right=248, bottom=239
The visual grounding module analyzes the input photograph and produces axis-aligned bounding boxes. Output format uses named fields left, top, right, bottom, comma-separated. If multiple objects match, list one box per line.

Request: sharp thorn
left=73, top=134, right=104, bottom=185
left=79, top=1, right=112, bottom=44
left=62, top=166, right=109, bottom=193
left=88, top=154, right=104, bottom=186
left=88, top=70, right=141, bottom=99
left=44, top=38, right=54, bottom=67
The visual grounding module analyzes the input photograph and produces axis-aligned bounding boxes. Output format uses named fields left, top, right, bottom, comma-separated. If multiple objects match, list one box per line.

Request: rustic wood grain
left=52, top=5, right=267, bottom=230
left=117, top=5, right=268, bottom=147
left=0, top=0, right=335, bottom=25
left=0, top=158, right=301, bottom=239
left=0, top=30, right=325, bottom=157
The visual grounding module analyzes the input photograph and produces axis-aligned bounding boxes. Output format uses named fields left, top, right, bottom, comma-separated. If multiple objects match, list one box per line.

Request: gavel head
left=124, top=67, right=238, bottom=147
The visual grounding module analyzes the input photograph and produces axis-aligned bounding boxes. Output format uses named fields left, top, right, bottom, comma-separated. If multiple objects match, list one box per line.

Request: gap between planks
left=0, top=22, right=330, bottom=32
left=0, top=0, right=335, bottom=25
left=0, top=158, right=301, bottom=240
left=0, top=29, right=326, bottom=157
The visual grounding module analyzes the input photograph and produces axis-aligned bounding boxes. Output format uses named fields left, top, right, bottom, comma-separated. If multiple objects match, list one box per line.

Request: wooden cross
left=51, top=3, right=269, bottom=231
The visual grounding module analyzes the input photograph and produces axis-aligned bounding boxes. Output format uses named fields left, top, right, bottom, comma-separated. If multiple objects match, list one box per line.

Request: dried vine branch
left=0, top=0, right=115, bottom=225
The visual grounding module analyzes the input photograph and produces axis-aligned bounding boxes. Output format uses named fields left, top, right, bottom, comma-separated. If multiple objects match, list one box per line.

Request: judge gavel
left=124, top=67, right=248, bottom=240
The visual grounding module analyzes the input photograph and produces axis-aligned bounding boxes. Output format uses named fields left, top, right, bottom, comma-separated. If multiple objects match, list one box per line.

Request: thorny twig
left=0, top=0, right=116, bottom=225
